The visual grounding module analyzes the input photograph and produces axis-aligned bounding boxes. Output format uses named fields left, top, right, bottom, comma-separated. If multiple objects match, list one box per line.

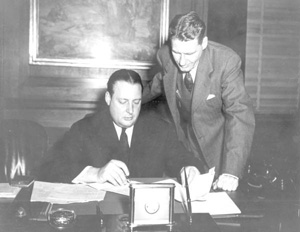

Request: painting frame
left=29, top=0, right=169, bottom=69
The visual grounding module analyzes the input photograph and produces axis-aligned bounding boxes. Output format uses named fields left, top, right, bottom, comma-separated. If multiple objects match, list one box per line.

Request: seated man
left=37, top=69, right=204, bottom=185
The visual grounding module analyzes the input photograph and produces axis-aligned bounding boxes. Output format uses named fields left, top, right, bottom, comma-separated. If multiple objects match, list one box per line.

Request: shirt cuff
left=222, top=173, right=239, bottom=180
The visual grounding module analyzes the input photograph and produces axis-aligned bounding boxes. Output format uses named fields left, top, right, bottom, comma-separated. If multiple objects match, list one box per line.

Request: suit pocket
left=205, top=94, right=222, bottom=109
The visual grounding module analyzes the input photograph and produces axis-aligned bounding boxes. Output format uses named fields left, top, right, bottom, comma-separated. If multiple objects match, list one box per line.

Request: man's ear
left=201, top=36, right=208, bottom=50
left=105, top=91, right=111, bottom=106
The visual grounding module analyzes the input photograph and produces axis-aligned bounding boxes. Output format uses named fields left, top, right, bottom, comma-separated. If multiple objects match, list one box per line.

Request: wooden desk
left=1, top=186, right=220, bottom=232
left=214, top=191, right=300, bottom=232
left=1, top=186, right=299, bottom=232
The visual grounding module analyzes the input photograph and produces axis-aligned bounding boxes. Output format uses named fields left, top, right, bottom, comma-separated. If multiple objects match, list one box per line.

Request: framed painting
left=29, top=0, right=169, bottom=69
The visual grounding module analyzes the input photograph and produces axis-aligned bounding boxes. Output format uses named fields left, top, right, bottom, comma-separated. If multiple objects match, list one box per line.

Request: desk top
left=1, top=184, right=299, bottom=232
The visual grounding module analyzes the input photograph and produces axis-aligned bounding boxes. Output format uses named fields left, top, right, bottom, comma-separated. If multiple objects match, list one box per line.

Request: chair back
left=0, top=119, right=48, bottom=182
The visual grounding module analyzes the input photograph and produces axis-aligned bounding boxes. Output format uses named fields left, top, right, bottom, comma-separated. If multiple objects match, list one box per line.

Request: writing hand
left=213, top=174, right=239, bottom=191
left=97, top=160, right=129, bottom=186
left=180, top=166, right=200, bottom=185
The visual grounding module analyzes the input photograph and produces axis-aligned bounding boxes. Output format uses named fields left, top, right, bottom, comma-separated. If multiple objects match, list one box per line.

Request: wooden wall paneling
left=2, top=0, right=22, bottom=101
left=207, top=0, right=248, bottom=73
left=168, top=0, right=208, bottom=26
left=168, top=0, right=192, bottom=22
left=0, top=0, right=4, bottom=120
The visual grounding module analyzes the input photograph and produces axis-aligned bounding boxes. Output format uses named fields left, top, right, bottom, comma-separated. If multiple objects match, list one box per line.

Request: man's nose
left=126, top=102, right=134, bottom=114
left=179, top=54, right=186, bottom=66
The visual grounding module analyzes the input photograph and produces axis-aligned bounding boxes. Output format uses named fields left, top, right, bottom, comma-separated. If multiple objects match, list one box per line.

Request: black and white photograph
left=0, top=0, right=299, bottom=232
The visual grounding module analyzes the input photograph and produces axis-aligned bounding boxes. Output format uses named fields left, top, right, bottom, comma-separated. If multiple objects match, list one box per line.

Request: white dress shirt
left=113, top=123, right=134, bottom=147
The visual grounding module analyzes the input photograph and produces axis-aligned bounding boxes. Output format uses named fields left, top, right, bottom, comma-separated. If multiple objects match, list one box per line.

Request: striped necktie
left=184, top=72, right=193, bottom=92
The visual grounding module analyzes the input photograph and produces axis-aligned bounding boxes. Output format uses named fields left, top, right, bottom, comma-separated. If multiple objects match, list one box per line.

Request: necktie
left=120, top=128, right=129, bottom=152
left=184, top=72, right=193, bottom=92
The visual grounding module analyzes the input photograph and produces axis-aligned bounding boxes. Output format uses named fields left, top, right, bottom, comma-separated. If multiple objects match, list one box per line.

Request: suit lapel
left=94, top=109, right=119, bottom=147
left=191, top=49, right=213, bottom=113
left=163, top=63, right=180, bottom=126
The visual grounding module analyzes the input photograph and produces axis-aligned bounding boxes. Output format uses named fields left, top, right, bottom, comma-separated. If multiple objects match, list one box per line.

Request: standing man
left=143, top=11, right=255, bottom=191
left=37, top=69, right=204, bottom=185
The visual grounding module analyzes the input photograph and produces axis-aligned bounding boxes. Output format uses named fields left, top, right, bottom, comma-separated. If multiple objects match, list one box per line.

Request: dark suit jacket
left=37, top=107, right=204, bottom=183
left=144, top=41, right=255, bottom=178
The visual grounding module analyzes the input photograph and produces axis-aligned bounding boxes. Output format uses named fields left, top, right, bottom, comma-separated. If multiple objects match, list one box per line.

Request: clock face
left=144, top=201, right=160, bottom=214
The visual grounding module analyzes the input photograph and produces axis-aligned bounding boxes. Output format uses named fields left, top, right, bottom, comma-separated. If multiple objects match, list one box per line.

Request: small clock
left=145, top=201, right=160, bottom=214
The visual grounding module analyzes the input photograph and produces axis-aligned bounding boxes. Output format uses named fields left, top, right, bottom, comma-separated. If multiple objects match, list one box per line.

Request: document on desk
left=87, top=181, right=139, bottom=195
left=189, top=167, right=215, bottom=200
left=191, top=192, right=241, bottom=215
left=87, top=167, right=215, bottom=203
left=0, top=183, right=21, bottom=198
left=30, top=181, right=106, bottom=204
left=155, top=167, right=215, bottom=202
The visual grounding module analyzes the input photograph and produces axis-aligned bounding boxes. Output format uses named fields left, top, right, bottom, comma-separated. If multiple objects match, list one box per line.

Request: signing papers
left=30, top=167, right=240, bottom=216
left=87, top=167, right=240, bottom=216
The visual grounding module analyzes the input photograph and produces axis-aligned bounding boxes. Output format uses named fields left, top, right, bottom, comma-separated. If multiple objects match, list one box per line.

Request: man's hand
left=97, top=160, right=130, bottom=186
left=213, top=174, right=239, bottom=191
left=180, top=166, right=201, bottom=185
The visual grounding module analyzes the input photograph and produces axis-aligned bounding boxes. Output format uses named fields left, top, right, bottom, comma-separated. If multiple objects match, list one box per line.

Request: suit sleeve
left=36, top=122, right=90, bottom=183
left=163, top=123, right=205, bottom=178
left=221, top=54, right=255, bottom=178
left=142, top=48, right=165, bottom=103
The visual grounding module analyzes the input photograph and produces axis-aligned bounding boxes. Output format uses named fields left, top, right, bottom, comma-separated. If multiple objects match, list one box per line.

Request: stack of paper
left=0, top=183, right=21, bottom=198
left=30, top=181, right=106, bottom=204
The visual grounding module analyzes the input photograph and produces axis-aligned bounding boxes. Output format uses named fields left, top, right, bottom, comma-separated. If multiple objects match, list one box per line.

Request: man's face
left=171, top=37, right=207, bottom=73
left=105, top=81, right=142, bottom=128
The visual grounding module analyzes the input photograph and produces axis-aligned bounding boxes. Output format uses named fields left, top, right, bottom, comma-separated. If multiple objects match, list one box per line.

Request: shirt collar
left=182, top=61, right=199, bottom=82
left=113, top=122, right=134, bottom=146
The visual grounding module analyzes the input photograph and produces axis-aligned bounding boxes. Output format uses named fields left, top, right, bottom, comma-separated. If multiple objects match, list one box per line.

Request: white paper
left=30, top=181, right=106, bottom=204
left=189, top=167, right=215, bottom=201
left=88, top=182, right=132, bottom=195
left=87, top=168, right=215, bottom=203
left=0, top=183, right=21, bottom=198
left=191, top=192, right=241, bottom=215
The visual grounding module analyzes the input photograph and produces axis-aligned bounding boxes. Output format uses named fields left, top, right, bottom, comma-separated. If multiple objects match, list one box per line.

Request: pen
left=126, top=175, right=131, bottom=184
left=184, top=167, right=192, bottom=225
left=212, top=213, right=264, bottom=219
left=96, top=203, right=104, bottom=229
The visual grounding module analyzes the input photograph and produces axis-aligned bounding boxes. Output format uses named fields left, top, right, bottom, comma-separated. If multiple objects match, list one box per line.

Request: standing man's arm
left=213, top=54, right=255, bottom=191
left=142, top=47, right=167, bottom=104
left=142, top=72, right=164, bottom=103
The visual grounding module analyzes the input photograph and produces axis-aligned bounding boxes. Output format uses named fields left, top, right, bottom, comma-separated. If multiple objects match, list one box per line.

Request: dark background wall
left=207, top=0, right=248, bottom=73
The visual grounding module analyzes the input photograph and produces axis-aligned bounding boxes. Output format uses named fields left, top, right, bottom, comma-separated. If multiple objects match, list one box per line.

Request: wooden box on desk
left=129, top=183, right=175, bottom=229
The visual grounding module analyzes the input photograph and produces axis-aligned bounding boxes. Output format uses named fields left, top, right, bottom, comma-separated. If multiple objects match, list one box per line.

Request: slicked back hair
left=107, top=69, right=143, bottom=96
left=169, top=11, right=206, bottom=44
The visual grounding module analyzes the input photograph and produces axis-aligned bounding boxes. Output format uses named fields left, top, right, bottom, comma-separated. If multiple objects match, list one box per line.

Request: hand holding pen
left=96, top=159, right=130, bottom=186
